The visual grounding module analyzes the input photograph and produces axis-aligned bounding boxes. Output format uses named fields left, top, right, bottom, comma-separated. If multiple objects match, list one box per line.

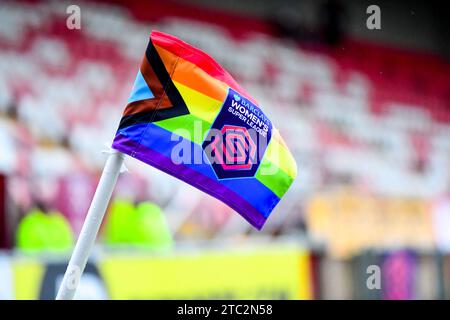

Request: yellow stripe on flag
left=173, top=81, right=222, bottom=124
left=263, top=131, right=297, bottom=180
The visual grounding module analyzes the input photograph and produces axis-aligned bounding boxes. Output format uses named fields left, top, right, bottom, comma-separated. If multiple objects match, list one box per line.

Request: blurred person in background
left=103, top=198, right=173, bottom=250
left=16, top=203, right=73, bottom=252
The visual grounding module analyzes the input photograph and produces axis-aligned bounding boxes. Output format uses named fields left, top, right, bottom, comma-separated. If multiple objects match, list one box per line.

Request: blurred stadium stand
left=0, top=0, right=450, bottom=299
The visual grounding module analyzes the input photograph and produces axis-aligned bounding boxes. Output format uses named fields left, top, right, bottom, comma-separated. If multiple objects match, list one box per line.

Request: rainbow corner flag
left=112, top=31, right=297, bottom=229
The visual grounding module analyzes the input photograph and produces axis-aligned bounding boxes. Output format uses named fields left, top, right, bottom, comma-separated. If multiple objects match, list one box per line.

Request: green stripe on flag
left=255, top=162, right=294, bottom=199
left=155, top=113, right=294, bottom=198
left=155, top=114, right=211, bottom=145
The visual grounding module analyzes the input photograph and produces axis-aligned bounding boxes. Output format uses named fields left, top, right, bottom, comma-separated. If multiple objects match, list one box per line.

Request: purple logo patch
left=202, top=88, right=272, bottom=179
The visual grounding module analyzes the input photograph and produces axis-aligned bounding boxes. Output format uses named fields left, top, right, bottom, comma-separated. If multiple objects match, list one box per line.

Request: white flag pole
left=56, top=150, right=125, bottom=300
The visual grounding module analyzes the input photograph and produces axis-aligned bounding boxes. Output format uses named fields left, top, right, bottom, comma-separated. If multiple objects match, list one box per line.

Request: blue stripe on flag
left=118, top=123, right=280, bottom=217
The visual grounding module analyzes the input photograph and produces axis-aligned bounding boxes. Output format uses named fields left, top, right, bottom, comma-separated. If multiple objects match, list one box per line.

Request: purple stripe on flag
left=112, top=134, right=267, bottom=229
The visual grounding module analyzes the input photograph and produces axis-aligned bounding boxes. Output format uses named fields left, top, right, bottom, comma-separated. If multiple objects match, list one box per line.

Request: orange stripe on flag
left=155, top=44, right=228, bottom=102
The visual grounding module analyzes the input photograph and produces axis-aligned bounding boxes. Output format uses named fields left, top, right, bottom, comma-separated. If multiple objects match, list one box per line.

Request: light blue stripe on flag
left=127, top=70, right=154, bottom=104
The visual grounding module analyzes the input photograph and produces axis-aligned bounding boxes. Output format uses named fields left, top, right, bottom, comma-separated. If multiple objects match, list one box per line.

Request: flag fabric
left=112, top=31, right=297, bottom=229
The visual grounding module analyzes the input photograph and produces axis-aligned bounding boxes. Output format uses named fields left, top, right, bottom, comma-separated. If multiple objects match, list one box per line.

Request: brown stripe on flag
left=122, top=55, right=172, bottom=117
